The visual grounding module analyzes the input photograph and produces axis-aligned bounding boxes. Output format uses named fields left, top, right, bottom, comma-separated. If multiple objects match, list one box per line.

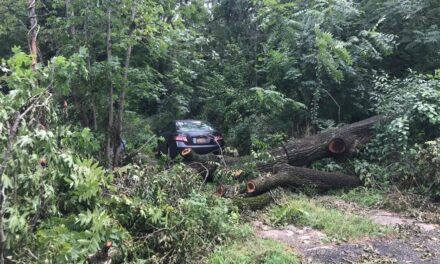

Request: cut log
left=246, top=164, right=361, bottom=196
left=257, top=115, right=382, bottom=172
left=181, top=148, right=220, bottom=179
left=230, top=193, right=272, bottom=210
left=182, top=149, right=250, bottom=180
left=87, top=241, right=115, bottom=264
left=216, top=183, right=247, bottom=198
left=181, top=148, right=225, bottom=165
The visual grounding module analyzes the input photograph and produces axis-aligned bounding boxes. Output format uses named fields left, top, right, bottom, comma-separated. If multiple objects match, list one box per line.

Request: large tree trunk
left=230, top=193, right=272, bottom=211
left=216, top=183, right=247, bottom=198
left=27, top=0, right=39, bottom=70
left=181, top=148, right=221, bottom=179
left=180, top=148, right=248, bottom=181
left=113, top=5, right=137, bottom=167
left=257, top=115, right=383, bottom=172
left=246, top=164, right=361, bottom=196
left=87, top=241, right=120, bottom=264
left=179, top=116, right=382, bottom=174
left=105, top=7, right=114, bottom=169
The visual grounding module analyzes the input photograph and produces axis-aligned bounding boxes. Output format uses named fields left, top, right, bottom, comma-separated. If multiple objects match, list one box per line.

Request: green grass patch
left=334, top=187, right=426, bottom=213
left=335, top=187, right=386, bottom=208
left=266, top=195, right=391, bottom=241
left=208, top=238, right=300, bottom=264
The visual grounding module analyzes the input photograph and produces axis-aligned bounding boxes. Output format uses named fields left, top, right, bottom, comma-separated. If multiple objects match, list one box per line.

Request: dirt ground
left=253, top=197, right=440, bottom=264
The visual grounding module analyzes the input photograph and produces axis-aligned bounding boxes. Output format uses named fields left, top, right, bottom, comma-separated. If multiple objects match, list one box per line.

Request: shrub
left=354, top=73, right=440, bottom=197
left=0, top=50, right=242, bottom=263
left=407, top=139, right=440, bottom=197
left=109, top=163, right=242, bottom=263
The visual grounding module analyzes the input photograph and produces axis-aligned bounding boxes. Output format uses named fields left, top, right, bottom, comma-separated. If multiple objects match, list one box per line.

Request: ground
left=252, top=195, right=440, bottom=264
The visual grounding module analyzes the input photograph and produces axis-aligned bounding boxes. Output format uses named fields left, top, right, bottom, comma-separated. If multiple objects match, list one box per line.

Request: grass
left=266, top=194, right=392, bottom=241
left=208, top=237, right=300, bottom=264
left=333, top=187, right=431, bottom=213
left=335, top=187, right=386, bottom=208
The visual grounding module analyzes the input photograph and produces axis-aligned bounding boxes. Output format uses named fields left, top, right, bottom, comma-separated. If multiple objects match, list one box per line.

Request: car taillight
left=214, top=135, right=223, bottom=141
left=175, top=134, right=188, bottom=142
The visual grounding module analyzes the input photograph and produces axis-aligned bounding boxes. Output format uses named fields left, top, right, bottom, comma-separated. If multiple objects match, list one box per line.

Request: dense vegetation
left=0, top=0, right=439, bottom=263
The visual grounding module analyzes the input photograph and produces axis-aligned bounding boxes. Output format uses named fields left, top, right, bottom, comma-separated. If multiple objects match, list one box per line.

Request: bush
left=109, top=163, right=242, bottom=263
left=354, top=73, right=440, bottom=197
left=0, top=50, right=242, bottom=263
left=407, top=139, right=440, bottom=197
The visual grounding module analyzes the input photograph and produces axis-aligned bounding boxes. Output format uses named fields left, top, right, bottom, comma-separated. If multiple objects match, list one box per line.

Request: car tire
left=213, top=146, right=224, bottom=155
left=155, top=144, right=162, bottom=157
left=167, top=143, right=178, bottom=158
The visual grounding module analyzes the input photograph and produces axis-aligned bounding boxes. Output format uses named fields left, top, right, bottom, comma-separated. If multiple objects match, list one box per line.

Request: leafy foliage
left=1, top=0, right=440, bottom=262
left=354, top=73, right=440, bottom=196
left=1, top=49, right=241, bottom=263
left=110, top=163, right=242, bottom=263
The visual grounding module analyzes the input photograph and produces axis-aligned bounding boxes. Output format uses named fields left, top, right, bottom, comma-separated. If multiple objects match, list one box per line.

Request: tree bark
left=257, top=115, right=383, bottom=172
left=179, top=148, right=246, bottom=180
left=113, top=5, right=137, bottom=167
left=86, top=241, right=119, bottom=264
left=105, top=7, right=114, bottom=169
left=246, top=164, right=361, bottom=196
left=216, top=183, right=247, bottom=198
left=91, top=96, right=98, bottom=131
left=230, top=193, right=272, bottom=210
left=27, top=0, right=38, bottom=70
left=179, top=116, right=382, bottom=174
left=181, top=148, right=220, bottom=179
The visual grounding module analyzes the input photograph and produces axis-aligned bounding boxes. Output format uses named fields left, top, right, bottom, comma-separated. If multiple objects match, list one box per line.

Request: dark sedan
left=158, top=120, right=225, bottom=158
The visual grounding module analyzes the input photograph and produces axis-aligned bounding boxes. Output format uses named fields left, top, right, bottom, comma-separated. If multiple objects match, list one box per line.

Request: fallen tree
left=230, top=193, right=272, bottom=210
left=246, top=164, right=361, bottom=196
left=86, top=241, right=119, bottom=264
left=256, top=115, right=383, bottom=172
left=216, top=183, right=247, bottom=198
left=178, top=116, right=380, bottom=203
left=181, top=149, right=219, bottom=180
left=181, top=148, right=248, bottom=180
left=180, top=115, right=382, bottom=176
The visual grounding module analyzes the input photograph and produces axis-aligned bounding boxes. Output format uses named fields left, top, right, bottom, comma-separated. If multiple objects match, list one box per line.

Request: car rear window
left=176, top=120, right=214, bottom=132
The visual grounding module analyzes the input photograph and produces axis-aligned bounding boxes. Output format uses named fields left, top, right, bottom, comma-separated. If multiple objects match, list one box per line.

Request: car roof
left=175, top=119, right=205, bottom=123
left=175, top=120, right=216, bottom=131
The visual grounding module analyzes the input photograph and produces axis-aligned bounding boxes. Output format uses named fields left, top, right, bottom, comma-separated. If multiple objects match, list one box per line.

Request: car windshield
left=176, top=120, right=214, bottom=132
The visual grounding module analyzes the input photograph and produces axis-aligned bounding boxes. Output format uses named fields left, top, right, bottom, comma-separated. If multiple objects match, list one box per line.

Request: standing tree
left=27, top=0, right=38, bottom=69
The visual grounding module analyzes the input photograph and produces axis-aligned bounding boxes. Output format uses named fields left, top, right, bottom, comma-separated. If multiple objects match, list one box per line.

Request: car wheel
left=213, top=146, right=224, bottom=155
left=155, top=144, right=162, bottom=157
left=167, top=144, right=178, bottom=158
